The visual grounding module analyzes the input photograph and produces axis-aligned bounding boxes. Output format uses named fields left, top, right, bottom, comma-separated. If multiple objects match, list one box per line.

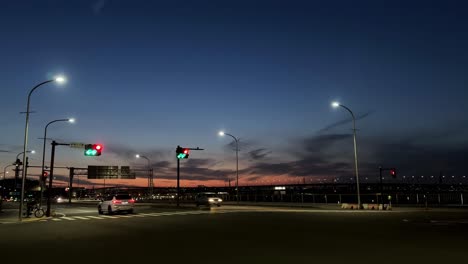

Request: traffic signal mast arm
left=176, top=146, right=204, bottom=159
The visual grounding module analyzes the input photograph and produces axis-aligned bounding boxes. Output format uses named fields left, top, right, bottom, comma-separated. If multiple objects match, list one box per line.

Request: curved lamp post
left=219, top=131, right=239, bottom=203
left=40, top=118, right=74, bottom=207
left=136, top=154, right=152, bottom=195
left=19, top=76, right=66, bottom=221
left=16, top=150, right=35, bottom=160
left=332, top=101, right=361, bottom=209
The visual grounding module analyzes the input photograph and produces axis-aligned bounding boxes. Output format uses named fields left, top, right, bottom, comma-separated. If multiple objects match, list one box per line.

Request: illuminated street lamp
left=136, top=154, right=151, bottom=167
left=219, top=131, right=239, bottom=203
left=136, top=154, right=153, bottom=195
left=16, top=150, right=35, bottom=160
left=19, top=75, right=66, bottom=221
left=40, top=118, right=75, bottom=207
left=331, top=101, right=361, bottom=209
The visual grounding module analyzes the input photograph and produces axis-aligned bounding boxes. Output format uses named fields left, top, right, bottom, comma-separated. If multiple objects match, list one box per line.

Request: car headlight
left=209, top=198, right=214, bottom=202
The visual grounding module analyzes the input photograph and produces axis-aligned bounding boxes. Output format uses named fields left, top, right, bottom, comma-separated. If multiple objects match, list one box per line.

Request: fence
left=216, top=192, right=468, bottom=206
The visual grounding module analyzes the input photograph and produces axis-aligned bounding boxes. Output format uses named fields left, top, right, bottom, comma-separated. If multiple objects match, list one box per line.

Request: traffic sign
left=70, top=143, right=86, bottom=148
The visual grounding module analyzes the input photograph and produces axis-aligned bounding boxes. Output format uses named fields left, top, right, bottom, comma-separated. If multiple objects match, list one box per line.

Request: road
left=1, top=204, right=468, bottom=263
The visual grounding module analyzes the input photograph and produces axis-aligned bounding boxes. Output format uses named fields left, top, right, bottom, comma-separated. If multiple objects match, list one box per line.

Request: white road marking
left=86, top=216, right=105, bottom=220
left=73, top=216, right=91, bottom=220
left=98, top=215, right=120, bottom=219
left=61, top=217, right=76, bottom=221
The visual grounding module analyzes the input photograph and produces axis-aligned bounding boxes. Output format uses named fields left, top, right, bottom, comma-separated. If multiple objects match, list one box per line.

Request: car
left=98, top=193, right=135, bottom=214
left=195, top=192, right=223, bottom=207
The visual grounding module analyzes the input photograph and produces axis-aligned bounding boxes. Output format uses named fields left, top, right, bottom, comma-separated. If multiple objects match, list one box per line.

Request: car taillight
left=129, top=199, right=135, bottom=203
left=113, top=200, right=122, bottom=204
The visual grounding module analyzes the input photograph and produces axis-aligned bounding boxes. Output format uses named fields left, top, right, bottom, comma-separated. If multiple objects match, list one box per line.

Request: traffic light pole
left=46, top=141, right=70, bottom=217
left=379, top=167, right=396, bottom=209
left=68, top=167, right=74, bottom=204
left=177, top=158, right=180, bottom=207
left=176, top=146, right=204, bottom=207
left=379, top=166, right=383, bottom=207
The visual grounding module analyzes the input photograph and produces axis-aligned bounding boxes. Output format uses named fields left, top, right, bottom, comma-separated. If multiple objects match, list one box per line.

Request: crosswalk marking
left=86, top=216, right=105, bottom=220
left=41, top=209, right=236, bottom=223
left=73, top=216, right=91, bottom=220
left=61, top=217, right=76, bottom=221
left=99, top=215, right=119, bottom=219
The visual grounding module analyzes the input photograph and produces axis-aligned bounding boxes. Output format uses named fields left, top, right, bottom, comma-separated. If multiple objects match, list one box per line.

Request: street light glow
left=331, top=102, right=340, bottom=108
left=218, top=131, right=225, bottom=136
left=68, top=118, right=75, bottom=123
left=55, top=75, right=66, bottom=84
left=136, top=154, right=140, bottom=158
left=30, top=150, right=36, bottom=154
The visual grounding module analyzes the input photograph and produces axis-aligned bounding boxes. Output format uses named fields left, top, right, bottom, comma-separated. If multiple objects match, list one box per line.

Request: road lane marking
left=116, top=215, right=133, bottom=218
left=73, top=216, right=91, bottom=220
left=99, top=215, right=120, bottom=219
left=86, top=216, right=105, bottom=220
left=61, top=217, right=76, bottom=221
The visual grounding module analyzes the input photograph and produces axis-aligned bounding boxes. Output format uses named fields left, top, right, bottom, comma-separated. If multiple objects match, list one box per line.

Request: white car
left=98, top=193, right=135, bottom=214
left=195, top=192, right=223, bottom=207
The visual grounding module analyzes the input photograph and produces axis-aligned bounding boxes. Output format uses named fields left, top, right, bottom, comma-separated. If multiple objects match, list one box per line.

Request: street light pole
left=136, top=154, right=152, bottom=196
left=332, top=102, right=361, bottom=209
left=219, top=131, right=239, bottom=204
left=19, top=76, right=66, bottom=221
left=40, top=118, right=74, bottom=207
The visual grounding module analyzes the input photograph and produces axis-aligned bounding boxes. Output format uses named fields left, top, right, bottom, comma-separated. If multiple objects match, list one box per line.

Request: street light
left=136, top=154, right=152, bottom=196
left=219, top=131, right=239, bottom=203
left=19, top=75, right=66, bottom=221
left=40, top=118, right=75, bottom=207
left=331, top=101, right=361, bottom=209
left=16, top=150, right=35, bottom=160
left=135, top=154, right=150, bottom=167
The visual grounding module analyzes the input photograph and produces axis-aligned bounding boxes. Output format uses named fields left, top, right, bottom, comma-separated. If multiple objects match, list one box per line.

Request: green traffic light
left=85, top=149, right=98, bottom=156
left=177, top=153, right=186, bottom=159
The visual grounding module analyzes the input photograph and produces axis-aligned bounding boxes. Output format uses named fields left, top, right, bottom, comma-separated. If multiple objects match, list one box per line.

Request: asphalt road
left=1, top=205, right=468, bottom=263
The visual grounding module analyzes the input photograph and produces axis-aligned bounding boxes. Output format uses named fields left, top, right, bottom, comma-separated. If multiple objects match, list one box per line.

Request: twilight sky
left=1, top=0, right=467, bottom=188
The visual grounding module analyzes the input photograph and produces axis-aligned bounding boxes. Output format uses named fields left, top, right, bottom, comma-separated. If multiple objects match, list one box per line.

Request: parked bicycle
left=30, top=204, right=45, bottom=218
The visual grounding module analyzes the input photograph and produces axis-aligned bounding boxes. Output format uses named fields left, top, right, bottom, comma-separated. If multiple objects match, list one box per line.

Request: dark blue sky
left=1, top=0, right=467, bottom=187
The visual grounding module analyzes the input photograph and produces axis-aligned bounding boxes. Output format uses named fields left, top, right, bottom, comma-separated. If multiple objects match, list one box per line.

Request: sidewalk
left=0, top=202, right=51, bottom=224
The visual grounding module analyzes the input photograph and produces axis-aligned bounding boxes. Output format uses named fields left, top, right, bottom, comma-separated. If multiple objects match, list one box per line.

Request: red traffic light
left=94, top=144, right=102, bottom=150
left=42, top=171, right=49, bottom=177
left=183, top=149, right=189, bottom=154
left=390, top=169, right=397, bottom=178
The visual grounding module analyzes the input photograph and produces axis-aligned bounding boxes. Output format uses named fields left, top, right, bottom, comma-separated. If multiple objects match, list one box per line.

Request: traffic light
left=42, top=171, right=49, bottom=178
left=176, top=145, right=189, bottom=159
left=85, top=144, right=103, bottom=156
left=390, top=168, right=397, bottom=178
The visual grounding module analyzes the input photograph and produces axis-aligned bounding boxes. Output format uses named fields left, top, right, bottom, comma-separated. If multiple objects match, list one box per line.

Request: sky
left=1, top=0, right=468, bottom=189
